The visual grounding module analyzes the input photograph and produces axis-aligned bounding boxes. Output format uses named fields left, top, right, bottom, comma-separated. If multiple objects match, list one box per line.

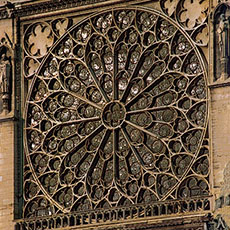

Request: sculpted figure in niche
left=215, top=7, right=230, bottom=80
left=0, top=44, right=11, bottom=114
left=217, top=14, right=228, bottom=58
left=0, top=53, right=10, bottom=94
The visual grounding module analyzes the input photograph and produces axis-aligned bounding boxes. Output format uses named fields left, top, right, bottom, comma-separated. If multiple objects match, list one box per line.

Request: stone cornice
left=122, top=214, right=212, bottom=230
left=15, top=213, right=213, bottom=230
left=0, top=0, right=151, bottom=19
left=15, top=0, right=108, bottom=17
left=209, top=80, right=230, bottom=89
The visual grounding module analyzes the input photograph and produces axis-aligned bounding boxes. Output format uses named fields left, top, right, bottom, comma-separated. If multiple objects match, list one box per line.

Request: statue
left=215, top=9, right=230, bottom=80
left=0, top=45, right=11, bottom=114
left=217, top=14, right=228, bottom=58
left=0, top=54, right=10, bottom=93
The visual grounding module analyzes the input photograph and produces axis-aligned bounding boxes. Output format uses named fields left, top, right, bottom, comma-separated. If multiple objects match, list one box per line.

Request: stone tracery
left=23, top=8, right=209, bottom=218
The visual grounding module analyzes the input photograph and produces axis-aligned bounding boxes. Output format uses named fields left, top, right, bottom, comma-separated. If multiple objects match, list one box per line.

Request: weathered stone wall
left=0, top=11, right=15, bottom=230
left=209, top=1, right=230, bottom=228
left=211, top=86, right=230, bottom=190
left=0, top=120, right=14, bottom=230
left=211, top=85, right=230, bottom=227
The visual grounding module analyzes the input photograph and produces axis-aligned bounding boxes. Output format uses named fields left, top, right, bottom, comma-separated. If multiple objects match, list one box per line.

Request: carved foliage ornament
left=23, top=8, right=209, bottom=218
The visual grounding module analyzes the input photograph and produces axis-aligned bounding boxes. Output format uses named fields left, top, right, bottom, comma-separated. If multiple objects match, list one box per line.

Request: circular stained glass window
left=24, top=8, right=209, bottom=216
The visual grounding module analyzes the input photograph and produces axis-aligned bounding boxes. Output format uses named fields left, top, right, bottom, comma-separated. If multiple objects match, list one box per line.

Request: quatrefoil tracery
left=24, top=8, right=209, bottom=217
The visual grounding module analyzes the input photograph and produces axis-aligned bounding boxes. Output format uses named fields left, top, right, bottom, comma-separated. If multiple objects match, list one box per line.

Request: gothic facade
left=0, top=0, right=229, bottom=229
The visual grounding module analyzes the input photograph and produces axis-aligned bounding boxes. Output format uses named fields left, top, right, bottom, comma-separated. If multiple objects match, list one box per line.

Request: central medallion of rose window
left=102, top=102, right=126, bottom=128
left=24, top=8, right=209, bottom=217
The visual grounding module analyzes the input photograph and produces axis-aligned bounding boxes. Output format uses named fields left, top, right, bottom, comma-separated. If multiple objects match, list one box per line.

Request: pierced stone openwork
left=23, top=8, right=209, bottom=218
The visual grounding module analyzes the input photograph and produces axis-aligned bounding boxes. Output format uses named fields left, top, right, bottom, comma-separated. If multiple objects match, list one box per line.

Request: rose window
left=24, top=8, right=209, bottom=217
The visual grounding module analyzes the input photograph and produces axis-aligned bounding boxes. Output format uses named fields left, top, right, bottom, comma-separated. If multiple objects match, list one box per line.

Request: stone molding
left=121, top=215, right=212, bottom=230
left=0, top=0, right=148, bottom=19
left=15, top=213, right=212, bottom=230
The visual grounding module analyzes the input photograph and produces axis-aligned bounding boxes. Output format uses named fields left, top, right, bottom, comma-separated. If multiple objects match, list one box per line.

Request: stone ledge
left=0, top=112, right=15, bottom=122
left=0, top=0, right=152, bottom=19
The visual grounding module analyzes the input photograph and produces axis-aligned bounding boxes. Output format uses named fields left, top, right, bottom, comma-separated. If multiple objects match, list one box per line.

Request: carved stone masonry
left=215, top=4, right=230, bottom=80
left=22, top=7, right=209, bottom=221
left=0, top=38, right=12, bottom=115
left=215, top=215, right=229, bottom=230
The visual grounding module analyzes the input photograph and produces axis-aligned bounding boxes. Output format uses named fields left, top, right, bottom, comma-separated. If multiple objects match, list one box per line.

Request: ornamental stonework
left=214, top=3, right=230, bottom=81
left=0, top=37, right=12, bottom=115
left=15, top=0, right=212, bottom=228
left=22, top=7, right=210, bottom=218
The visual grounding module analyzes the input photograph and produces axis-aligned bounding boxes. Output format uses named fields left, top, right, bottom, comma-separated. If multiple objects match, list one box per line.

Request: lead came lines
left=23, top=8, right=209, bottom=217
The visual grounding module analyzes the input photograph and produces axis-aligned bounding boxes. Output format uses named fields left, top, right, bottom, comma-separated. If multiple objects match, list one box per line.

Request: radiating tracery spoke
left=24, top=8, right=209, bottom=217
